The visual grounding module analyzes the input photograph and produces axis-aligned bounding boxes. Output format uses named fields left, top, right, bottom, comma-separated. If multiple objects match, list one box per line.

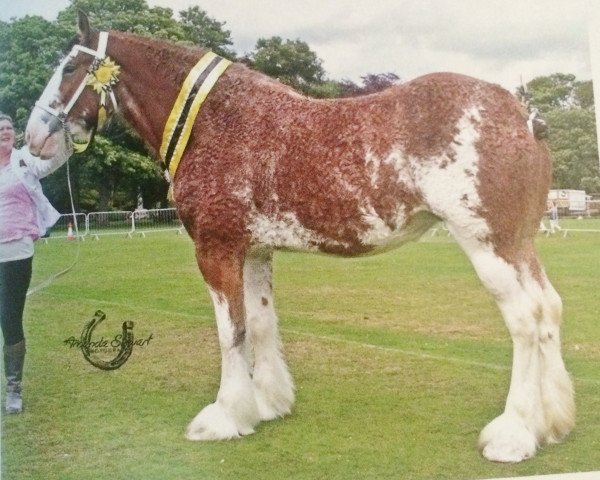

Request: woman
left=0, top=113, right=69, bottom=413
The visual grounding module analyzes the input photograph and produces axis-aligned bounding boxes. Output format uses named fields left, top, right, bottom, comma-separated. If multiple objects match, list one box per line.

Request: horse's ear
left=77, top=10, right=92, bottom=44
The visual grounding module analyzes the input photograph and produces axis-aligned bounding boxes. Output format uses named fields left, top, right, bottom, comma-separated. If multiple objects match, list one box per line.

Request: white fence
left=44, top=211, right=600, bottom=242
left=429, top=219, right=600, bottom=240
left=43, top=208, right=183, bottom=241
left=45, top=212, right=88, bottom=240
left=130, top=208, right=184, bottom=237
left=88, top=210, right=134, bottom=239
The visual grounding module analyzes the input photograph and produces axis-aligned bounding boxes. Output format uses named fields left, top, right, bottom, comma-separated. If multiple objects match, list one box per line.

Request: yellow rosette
left=87, top=57, right=120, bottom=93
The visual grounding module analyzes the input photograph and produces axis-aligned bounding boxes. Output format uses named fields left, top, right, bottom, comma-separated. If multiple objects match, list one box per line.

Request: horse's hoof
left=479, top=414, right=538, bottom=463
left=185, top=402, right=254, bottom=441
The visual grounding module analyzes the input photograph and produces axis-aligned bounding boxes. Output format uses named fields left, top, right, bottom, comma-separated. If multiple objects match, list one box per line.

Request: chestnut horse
left=26, top=13, right=574, bottom=462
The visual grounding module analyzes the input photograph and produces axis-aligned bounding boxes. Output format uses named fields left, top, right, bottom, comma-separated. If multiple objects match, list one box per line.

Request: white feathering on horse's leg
left=186, top=288, right=260, bottom=441
left=443, top=215, right=552, bottom=462
left=465, top=248, right=551, bottom=462
left=538, top=277, right=575, bottom=445
left=244, top=250, right=295, bottom=421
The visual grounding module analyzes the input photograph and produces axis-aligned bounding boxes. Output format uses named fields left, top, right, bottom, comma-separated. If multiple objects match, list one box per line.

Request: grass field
left=2, top=222, right=600, bottom=479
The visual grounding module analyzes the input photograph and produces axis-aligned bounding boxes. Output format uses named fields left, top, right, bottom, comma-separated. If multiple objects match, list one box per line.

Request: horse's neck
left=109, top=33, right=206, bottom=156
left=108, top=33, right=306, bottom=161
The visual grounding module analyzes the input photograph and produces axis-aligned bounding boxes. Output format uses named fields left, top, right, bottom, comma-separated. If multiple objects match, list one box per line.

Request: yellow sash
left=160, top=52, right=232, bottom=180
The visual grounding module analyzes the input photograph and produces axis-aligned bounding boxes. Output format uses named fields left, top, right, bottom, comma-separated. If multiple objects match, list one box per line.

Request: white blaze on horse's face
left=25, top=55, right=73, bottom=159
left=26, top=52, right=94, bottom=159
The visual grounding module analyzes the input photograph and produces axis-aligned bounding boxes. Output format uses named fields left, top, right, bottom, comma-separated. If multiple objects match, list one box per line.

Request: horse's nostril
left=48, top=116, right=63, bottom=135
left=41, top=112, right=52, bottom=124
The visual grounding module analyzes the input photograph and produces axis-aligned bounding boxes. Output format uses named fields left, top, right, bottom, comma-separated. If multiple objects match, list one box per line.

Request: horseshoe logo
left=80, top=310, right=134, bottom=370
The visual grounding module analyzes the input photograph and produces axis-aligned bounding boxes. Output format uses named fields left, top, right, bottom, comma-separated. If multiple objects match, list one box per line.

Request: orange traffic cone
left=67, top=222, right=74, bottom=241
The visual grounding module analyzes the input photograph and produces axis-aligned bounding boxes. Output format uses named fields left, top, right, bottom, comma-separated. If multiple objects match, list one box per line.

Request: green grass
left=2, top=227, right=600, bottom=479
left=545, top=216, right=600, bottom=235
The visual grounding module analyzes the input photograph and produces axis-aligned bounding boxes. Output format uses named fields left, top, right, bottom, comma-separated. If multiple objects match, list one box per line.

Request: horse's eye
left=63, top=64, right=76, bottom=75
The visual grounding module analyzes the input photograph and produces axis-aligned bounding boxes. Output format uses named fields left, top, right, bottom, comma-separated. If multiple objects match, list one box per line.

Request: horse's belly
left=352, top=210, right=440, bottom=255
left=247, top=209, right=439, bottom=257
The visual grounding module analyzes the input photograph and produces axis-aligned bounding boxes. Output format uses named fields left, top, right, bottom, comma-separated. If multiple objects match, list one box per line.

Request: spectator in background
left=548, top=201, right=562, bottom=234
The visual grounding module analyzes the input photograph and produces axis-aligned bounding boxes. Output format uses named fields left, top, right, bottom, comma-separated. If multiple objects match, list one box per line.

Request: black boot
left=4, top=339, right=25, bottom=414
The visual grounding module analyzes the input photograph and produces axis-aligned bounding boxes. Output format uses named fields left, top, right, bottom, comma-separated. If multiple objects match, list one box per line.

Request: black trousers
left=0, top=256, right=33, bottom=346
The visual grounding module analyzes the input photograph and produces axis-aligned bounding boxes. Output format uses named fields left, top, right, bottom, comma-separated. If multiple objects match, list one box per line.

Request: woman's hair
left=0, top=113, right=14, bottom=125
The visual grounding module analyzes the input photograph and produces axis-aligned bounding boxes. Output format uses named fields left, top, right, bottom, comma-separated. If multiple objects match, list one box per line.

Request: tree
left=523, top=74, right=598, bottom=192
left=41, top=118, right=168, bottom=213
left=524, top=73, right=592, bottom=113
left=56, top=0, right=184, bottom=41
left=0, top=16, right=65, bottom=129
left=178, top=6, right=235, bottom=58
left=308, top=80, right=343, bottom=99
left=545, top=108, right=599, bottom=192
left=338, top=72, right=400, bottom=97
left=249, top=36, right=326, bottom=94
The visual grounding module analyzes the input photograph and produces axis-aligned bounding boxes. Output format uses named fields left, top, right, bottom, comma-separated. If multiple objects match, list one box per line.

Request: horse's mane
left=62, top=26, right=211, bottom=75
left=113, top=30, right=210, bottom=60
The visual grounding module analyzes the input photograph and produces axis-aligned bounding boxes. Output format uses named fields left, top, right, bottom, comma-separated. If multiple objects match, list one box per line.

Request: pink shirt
left=0, top=146, right=67, bottom=262
left=0, top=163, right=39, bottom=242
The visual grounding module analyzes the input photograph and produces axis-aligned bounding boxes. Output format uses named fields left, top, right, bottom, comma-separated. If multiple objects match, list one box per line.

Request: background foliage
left=519, top=74, right=599, bottom=192
left=0, top=0, right=597, bottom=211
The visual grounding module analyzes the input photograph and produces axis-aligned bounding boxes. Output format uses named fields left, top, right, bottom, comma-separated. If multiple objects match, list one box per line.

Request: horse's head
left=26, top=12, right=120, bottom=158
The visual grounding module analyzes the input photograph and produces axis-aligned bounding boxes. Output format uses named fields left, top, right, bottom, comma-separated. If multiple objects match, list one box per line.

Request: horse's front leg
left=186, top=244, right=260, bottom=440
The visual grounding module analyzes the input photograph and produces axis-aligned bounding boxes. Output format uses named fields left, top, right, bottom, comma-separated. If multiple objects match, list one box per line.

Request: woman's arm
left=18, top=145, right=71, bottom=179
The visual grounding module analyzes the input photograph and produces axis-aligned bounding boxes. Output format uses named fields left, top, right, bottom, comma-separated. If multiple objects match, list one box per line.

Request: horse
left=26, top=12, right=574, bottom=463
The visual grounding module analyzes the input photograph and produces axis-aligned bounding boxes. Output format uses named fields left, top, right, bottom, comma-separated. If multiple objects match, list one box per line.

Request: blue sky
left=1, top=0, right=593, bottom=91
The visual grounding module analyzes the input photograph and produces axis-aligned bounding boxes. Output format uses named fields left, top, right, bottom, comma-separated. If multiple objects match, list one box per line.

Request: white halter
left=35, top=32, right=119, bottom=152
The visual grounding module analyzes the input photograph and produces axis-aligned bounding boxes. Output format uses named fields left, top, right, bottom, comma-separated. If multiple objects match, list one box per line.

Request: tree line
left=0, top=0, right=597, bottom=212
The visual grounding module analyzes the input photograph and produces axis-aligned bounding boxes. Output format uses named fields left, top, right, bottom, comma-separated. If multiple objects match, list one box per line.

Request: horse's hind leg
left=447, top=225, right=574, bottom=462
left=244, top=248, right=295, bottom=420
left=535, top=275, right=575, bottom=446
left=186, top=244, right=260, bottom=440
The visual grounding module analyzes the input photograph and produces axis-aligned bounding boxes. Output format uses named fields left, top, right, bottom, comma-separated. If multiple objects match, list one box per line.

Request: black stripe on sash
left=164, top=55, right=223, bottom=168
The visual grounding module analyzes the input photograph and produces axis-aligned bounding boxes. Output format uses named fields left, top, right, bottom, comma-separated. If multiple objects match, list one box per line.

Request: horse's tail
left=527, top=108, right=548, bottom=140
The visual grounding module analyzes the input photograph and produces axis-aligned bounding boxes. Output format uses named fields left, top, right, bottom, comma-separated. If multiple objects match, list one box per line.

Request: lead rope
left=26, top=157, right=81, bottom=297
left=26, top=33, right=116, bottom=295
